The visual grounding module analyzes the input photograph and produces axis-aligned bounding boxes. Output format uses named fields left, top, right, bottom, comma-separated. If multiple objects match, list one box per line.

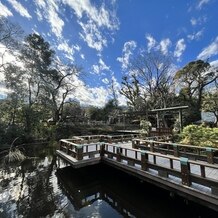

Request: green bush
left=180, top=125, right=218, bottom=147
left=140, top=120, right=152, bottom=138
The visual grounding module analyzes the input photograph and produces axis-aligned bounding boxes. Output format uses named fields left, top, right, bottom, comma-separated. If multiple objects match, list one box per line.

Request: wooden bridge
left=56, top=134, right=218, bottom=211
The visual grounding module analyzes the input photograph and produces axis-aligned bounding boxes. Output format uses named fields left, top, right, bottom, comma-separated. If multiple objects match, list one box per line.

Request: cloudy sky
left=0, top=0, right=218, bottom=106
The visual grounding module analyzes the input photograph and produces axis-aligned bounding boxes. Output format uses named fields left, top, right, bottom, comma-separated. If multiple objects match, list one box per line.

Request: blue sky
left=0, top=0, right=218, bottom=106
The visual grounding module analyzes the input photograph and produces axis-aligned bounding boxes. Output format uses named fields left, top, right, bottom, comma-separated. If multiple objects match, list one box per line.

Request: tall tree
left=0, top=17, right=23, bottom=69
left=110, top=78, right=119, bottom=107
left=20, top=33, right=54, bottom=107
left=175, top=60, right=218, bottom=122
left=40, top=63, right=80, bottom=124
left=131, top=50, right=174, bottom=109
left=202, top=91, right=218, bottom=126
left=120, top=50, right=175, bottom=111
left=120, top=74, right=141, bottom=110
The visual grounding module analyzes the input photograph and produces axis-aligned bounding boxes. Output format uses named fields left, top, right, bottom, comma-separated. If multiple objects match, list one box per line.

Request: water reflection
left=0, top=145, right=217, bottom=218
left=56, top=163, right=218, bottom=218
left=0, top=145, right=59, bottom=218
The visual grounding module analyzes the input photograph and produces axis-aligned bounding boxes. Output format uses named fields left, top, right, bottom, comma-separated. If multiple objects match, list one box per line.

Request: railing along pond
left=59, top=135, right=218, bottom=191
left=59, top=134, right=138, bottom=160
left=132, top=139, right=218, bottom=164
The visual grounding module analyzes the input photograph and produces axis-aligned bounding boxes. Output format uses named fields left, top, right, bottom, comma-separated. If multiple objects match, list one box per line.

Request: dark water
left=0, top=145, right=217, bottom=218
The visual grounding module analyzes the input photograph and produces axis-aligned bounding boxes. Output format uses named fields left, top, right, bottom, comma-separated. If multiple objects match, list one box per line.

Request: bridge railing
left=59, top=139, right=103, bottom=160
left=149, top=127, right=172, bottom=137
left=106, top=134, right=138, bottom=143
left=103, top=144, right=218, bottom=191
left=62, top=134, right=139, bottom=145
left=132, top=139, right=218, bottom=164
left=59, top=140, right=218, bottom=193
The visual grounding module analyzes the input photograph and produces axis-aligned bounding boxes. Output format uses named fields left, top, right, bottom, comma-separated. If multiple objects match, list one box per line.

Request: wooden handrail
left=133, top=139, right=218, bottom=151
left=59, top=140, right=218, bottom=190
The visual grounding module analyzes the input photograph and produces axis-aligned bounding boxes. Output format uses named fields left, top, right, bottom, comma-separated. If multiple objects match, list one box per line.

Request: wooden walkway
left=56, top=134, right=218, bottom=211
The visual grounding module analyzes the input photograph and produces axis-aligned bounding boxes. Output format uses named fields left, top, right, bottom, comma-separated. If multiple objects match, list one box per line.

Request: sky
left=0, top=0, right=218, bottom=106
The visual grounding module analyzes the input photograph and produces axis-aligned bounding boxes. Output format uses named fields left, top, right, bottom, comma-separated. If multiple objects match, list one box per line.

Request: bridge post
left=108, top=136, right=112, bottom=144
left=173, top=144, right=179, bottom=157
left=180, top=157, right=191, bottom=186
left=116, top=146, right=122, bottom=162
left=100, top=143, right=105, bottom=157
left=75, top=145, right=83, bottom=160
left=206, top=148, right=214, bottom=164
left=59, top=141, right=63, bottom=151
left=132, top=139, right=139, bottom=149
left=150, top=142, right=154, bottom=152
left=141, top=151, right=148, bottom=171
left=132, top=139, right=135, bottom=148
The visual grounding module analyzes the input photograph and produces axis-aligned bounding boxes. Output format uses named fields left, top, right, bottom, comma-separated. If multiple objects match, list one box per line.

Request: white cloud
left=63, top=0, right=119, bottom=51
left=111, top=75, right=127, bottom=106
left=72, top=78, right=110, bottom=107
left=197, top=0, right=211, bottom=9
left=73, top=44, right=81, bottom=51
left=92, top=58, right=110, bottom=74
left=190, top=16, right=207, bottom=26
left=99, top=59, right=110, bottom=71
left=117, top=40, right=137, bottom=70
left=188, top=29, right=204, bottom=41
left=71, top=74, right=127, bottom=107
left=63, top=0, right=119, bottom=30
left=210, top=60, right=218, bottom=69
left=190, top=18, right=197, bottom=26
left=174, top=39, right=186, bottom=61
left=146, top=34, right=156, bottom=52
left=197, top=36, right=218, bottom=60
left=80, top=54, right=85, bottom=59
left=0, top=2, right=13, bottom=17
left=145, top=34, right=172, bottom=55
left=34, top=0, right=64, bottom=38
left=160, top=38, right=171, bottom=55
left=79, top=20, right=107, bottom=52
left=102, top=78, right=109, bottom=84
left=0, top=43, right=17, bottom=67
left=57, top=40, right=75, bottom=61
left=7, top=0, right=32, bottom=19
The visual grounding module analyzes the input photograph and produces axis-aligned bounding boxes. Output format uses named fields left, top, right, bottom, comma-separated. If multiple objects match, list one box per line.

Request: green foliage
left=173, top=118, right=181, bottom=133
left=174, top=60, right=217, bottom=124
left=87, top=99, right=119, bottom=122
left=4, top=148, right=26, bottom=163
left=140, top=120, right=152, bottom=138
left=202, top=91, right=218, bottom=126
left=180, top=125, right=218, bottom=147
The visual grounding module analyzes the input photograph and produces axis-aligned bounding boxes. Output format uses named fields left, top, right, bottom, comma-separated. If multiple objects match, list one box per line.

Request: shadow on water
left=56, top=163, right=218, bottom=218
left=0, top=144, right=217, bottom=218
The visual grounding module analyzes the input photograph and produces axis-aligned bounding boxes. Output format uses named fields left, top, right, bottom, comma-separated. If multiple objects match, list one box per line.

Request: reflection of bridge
left=56, top=134, right=218, bottom=211
left=56, top=166, right=151, bottom=217
left=57, top=164, right=216, bottom=217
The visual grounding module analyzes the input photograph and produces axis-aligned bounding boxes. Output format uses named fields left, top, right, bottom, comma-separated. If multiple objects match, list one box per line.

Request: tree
left=110, top=78, right=119, bottom=107
left=120, top=74, right=141, bottom=110
left=3, top=33, right=81, bottom=135
left=131, top=50, right=174, bottom=109
left=0, top=17, right=23, bottom=69
left=19, top=33, right=54, bottom=106
left=175, top=60, right=218, bottom=122
left=40, top=63, right=80, bottom=124
left=202, top=91, right=218, bottom=126
left=120, top=50, right=175, bottom=112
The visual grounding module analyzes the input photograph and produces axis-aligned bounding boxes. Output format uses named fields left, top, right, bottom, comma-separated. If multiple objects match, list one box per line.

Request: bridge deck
left=57, top=139, right=218, bottom=211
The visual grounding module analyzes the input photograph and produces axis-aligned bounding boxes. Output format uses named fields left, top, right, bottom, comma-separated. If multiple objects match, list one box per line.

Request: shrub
left=140, top=120, right=152, bottom=138
left=180, top=125, right=218, bottom=147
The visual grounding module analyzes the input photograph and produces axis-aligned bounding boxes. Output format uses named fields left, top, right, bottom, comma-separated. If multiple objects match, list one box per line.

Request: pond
left=0, top=144, right=217, bottom=218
